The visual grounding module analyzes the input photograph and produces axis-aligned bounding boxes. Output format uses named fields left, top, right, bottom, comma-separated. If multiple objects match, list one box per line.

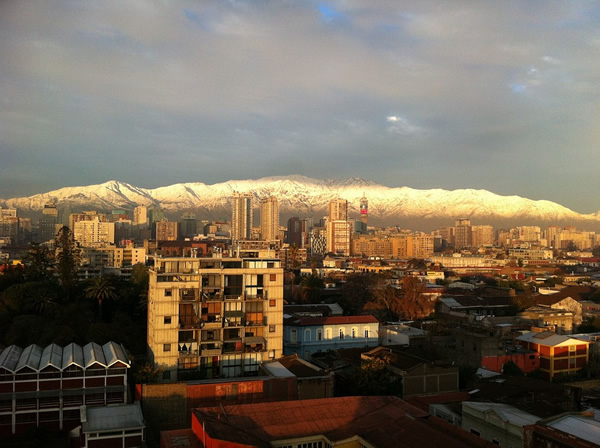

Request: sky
left=1, top=1, right=600, bottom=213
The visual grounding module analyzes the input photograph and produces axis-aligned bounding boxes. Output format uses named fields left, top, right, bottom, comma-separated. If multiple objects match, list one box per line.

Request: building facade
left=259, top=196, right=279, bottom=242
left=147, top=256, right=284, bottom=381
left=231, top=192, right=254, bottom=241
left=283, top=315, right=380, bottom=359
left=0, top=341, right=129, bottom=436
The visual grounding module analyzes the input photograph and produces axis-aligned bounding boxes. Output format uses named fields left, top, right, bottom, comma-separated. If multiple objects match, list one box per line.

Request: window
left=164, top=289, right=172, bottom=297
left=164, top=316, right=171, bottom=325
left=317, top=330, right=322, bottom=341
left=339, top=329, right=344, bottom=340
left=470, top=429, right=480, bottom=437
left=270, top=274, right=276, bottom=281
left=164, top=344, right=171, bottom=352
left=269, top=299, right=276, bottom=307
left=291, top=329, right=297, bottom=343
left=326, top=328, right=332, bottom=340
left=364, top=328, right=369, bottom=338
left=269, top=325, right=276, bottom=333
left=305, top=329, right=311, bottom=342
left=352, top=327, right=357, bottom=339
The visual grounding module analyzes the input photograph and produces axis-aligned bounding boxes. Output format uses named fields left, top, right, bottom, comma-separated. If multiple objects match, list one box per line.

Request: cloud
left=0, top=1, right=599, bottom=213
left=386, top=116, right=425, bottom=135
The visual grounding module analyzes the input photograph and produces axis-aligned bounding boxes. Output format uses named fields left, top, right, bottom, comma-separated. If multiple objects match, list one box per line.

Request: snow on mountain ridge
left=0, top=176, right=596, bottom=223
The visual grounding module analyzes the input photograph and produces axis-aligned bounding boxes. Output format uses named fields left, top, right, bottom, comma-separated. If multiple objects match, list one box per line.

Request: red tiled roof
left=289, top=315, right=379, bottom=326
left=193, top=396, right=495, bottom=447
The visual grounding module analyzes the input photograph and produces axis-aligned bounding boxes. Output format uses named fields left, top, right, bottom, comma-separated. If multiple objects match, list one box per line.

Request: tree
left=22, top=242, right=55, bottom=282
left=399, top=276, right=434, bottom=320
left=85, top=276, right=117, bottom=319
left=54, top=226, right=80, bottom=291
left=298, top=274, right=324, bottom=303
left=364, top=285, right=401, bottom=321
left=342, top=356, right=402, bottom=397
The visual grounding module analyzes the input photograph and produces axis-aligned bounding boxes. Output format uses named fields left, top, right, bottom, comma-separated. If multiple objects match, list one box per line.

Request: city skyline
left=1, top=2, right=600, bottom=213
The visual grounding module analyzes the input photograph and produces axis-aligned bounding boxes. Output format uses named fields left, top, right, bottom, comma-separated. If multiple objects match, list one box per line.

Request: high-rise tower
left=360, top=194, right=368, bottom=233
left=231, top=192, right=253, bottom=241
left=260, top=196, right=279, bottom=241
left=326, top=199, right=351, bottom=255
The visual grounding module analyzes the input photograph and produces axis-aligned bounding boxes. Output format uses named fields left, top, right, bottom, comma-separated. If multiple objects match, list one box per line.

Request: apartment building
left=73, top=217, right=115, bottom=247
left=259, top=196, right=279, bottom=241
left=0, top=341, right=129, bottom=436
left=147, top=256, right=283, bottom=381
left=231, top=192, right=253, bottom=241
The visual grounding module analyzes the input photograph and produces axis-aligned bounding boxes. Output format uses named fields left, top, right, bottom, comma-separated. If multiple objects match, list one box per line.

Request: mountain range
left=1, top=175, right=599, bottom=229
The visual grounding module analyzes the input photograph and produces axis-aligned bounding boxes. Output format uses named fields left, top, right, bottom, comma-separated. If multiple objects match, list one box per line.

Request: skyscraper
left=359, top=194, right=368, bottom=233
left=231, top=192, right=253, bottom=241
left=39, top=201, right=59, bottom=242
left=326, top=199, right=351, bottom=255
left=260, top=196, right=279, bottom=241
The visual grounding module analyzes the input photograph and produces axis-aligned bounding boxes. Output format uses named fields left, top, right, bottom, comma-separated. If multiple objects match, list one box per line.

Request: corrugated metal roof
left=84, top=342, right=107, bottom=368
left=547, top=415, right=600, bottom=445
left=15, top=345, right=43, bottom=372
left=62, top=342, right=85, bottom=369
left=516, top=332, right=589, bottom=347
left=0, top=342, right=129, bottom=373
left=82, top=402, right=144, bottom=433
left=0, top=345, right=23, bottom=372
left=39, top=343, right=63, bottom=371
left=102, top=342, right=130, bottom=367
left=463, top=402, right=540, bottom=427
left=262, top=361, right=295, bottom=378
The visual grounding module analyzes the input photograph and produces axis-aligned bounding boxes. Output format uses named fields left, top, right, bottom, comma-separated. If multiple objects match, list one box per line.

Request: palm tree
left=85, top=277, right=117, bottom=319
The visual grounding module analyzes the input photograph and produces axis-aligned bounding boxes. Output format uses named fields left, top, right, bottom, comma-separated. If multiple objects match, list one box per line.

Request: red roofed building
left=160, top=396, right=495, bottom=448
left=283, top=315, right=380, bottom=360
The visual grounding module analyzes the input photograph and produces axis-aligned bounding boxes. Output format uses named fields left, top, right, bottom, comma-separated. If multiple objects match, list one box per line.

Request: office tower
left=260, top=196, right=279, bottom=241
left=359, top=194, right=368, bottom=233
left=326, top=199, right=351, bottom=255
left=73, top=217, right=115, bottom=247
left=133, top=206, right=148, bottom=228
left=0, top=208, right=19, bottom=243
left=454, top=218, right=472, bottom=249
left=180, top=212, right=197, bottom=239
left=69, top=211, right=107, bottom=233
left=329, top=199, right=348, bottom=221
left=471, top=225, right=495, bottom=247
left=147, top=255, right=283, bottom=381
left=517, top=226, right=541, bottom=243
left=155, top=219, right=179, bottom=242
left=231, top=192, right=253, bottom=241
left=39, top=201, right=59, bottom=242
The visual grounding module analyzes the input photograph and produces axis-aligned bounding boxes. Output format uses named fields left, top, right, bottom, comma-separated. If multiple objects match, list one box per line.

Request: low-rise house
left=79, top=402, right=145, bottom=448
left=380, top=322, right=427, bottom=346
left=515, top=331, right=591, bottom=381
left=283, top=315, right=379, bottom=359
left=361, top=347, right=459, bottom=397
left=518, top=305, right=575, bottom=334
left=525, top=412, right=600, bottom=448
left=462, top=401, right=540, bottom=448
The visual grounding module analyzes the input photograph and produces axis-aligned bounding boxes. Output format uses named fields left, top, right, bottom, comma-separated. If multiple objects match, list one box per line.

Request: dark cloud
left=0, top=1, right=599, bottom=213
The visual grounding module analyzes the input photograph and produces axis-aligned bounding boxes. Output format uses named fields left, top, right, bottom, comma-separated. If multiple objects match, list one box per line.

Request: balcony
left=224, top=294, right=243, bottom=301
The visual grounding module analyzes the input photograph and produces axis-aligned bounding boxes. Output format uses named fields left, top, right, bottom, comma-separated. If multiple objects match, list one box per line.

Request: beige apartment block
left=73, top=217, right=115, bottom=247
left=147, top=256, right=284, bottom=381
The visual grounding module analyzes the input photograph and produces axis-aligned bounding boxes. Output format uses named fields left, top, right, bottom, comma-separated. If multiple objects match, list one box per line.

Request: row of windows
left=290, top=327, right=371, bottom=342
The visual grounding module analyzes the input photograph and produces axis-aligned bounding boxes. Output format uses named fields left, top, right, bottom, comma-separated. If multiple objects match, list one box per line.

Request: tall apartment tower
left=147, top=255, right=284, bottom=381
left=329, top=199, right=348, bottom=221
left=260, top=196, right=279, bottom=241
left=133, top=205, right=148, bottom=228
left=231, top=193, right=253, bottom=241
left=326, top=199, right=351, bottom=255
left=39, top=201, right=59, bottom=242
left=454, top=218, right=472, bottom=249
left=73, top=217, right=115, bottom=247
left=155, top=219, right=179, bottom=242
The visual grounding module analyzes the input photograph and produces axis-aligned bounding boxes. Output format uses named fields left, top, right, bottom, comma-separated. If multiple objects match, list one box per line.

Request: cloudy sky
left=1, top=1, right=599, bottom=212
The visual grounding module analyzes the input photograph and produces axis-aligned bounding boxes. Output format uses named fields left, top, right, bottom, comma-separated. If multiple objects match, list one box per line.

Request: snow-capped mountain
left=1, top=175, right=598, bottom=226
